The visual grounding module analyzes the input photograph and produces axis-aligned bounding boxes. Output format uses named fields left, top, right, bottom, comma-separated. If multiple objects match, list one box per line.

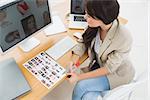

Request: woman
left=67, top=0, right=135, bottom=100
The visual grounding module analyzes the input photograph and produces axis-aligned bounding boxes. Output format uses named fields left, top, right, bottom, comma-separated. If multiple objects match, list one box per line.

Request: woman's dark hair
left=83, top=0, right=120, bottom=48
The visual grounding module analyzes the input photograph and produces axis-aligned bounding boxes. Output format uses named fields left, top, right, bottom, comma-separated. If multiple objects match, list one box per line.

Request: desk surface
left=0, top=0, right=127, bottom=100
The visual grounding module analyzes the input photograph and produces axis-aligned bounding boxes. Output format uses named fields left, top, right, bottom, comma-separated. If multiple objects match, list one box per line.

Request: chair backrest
left=134, top=70, right=148, bottom=83
left=101, top=70, right=148, bottom=100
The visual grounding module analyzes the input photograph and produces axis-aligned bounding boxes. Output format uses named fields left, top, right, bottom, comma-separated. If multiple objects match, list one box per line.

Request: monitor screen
left=71, top=0, right=85, bottom=15
left=0, top=0, right=51, bottom=52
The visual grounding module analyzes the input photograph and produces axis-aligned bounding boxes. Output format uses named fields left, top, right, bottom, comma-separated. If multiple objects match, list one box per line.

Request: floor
left=43, top=0, right=149, bottom=100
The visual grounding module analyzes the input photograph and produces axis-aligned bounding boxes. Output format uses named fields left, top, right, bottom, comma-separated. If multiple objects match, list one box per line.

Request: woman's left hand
left=66, top=73, right=79, bottom=83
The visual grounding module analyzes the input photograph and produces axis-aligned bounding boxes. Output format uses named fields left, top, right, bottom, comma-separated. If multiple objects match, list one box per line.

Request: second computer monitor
left=71, top=0, right=85, bottom=15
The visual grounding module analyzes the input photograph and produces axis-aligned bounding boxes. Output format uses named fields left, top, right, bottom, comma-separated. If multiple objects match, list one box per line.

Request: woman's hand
left=66, top=73, right=79, bottom=83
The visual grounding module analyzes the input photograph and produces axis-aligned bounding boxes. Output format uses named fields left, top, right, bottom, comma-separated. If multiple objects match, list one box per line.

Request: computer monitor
left=0, top=0, right=52, bottom=53
left=71, top=0, right=85, bottom=15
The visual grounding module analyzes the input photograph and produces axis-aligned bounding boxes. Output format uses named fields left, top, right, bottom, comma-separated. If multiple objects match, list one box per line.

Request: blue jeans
left=72, top=76, right=110, bottom=100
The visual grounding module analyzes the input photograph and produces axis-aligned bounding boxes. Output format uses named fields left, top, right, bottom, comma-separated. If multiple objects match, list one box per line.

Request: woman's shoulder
left=117, top=24, right=133, bottom=42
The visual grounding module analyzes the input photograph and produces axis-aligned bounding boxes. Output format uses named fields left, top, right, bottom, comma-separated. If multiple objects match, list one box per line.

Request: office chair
left=97, top=70, right=147, bottom=100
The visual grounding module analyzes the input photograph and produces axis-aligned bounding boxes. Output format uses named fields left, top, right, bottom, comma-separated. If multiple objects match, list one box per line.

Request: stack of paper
left=44, top=15, right=67, bottom=36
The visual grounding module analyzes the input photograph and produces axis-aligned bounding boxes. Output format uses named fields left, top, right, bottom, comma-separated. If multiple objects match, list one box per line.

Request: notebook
left=0, top=58, right=31, bottom=100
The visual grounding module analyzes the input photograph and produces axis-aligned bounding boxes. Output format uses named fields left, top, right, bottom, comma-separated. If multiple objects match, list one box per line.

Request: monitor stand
left=19, top=37, right=40, bottom=52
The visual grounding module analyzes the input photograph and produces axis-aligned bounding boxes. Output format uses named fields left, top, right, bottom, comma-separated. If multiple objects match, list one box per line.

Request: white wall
left=118, top=0, right=149, bottom=100
left=118, top=0, right=148, bottom=80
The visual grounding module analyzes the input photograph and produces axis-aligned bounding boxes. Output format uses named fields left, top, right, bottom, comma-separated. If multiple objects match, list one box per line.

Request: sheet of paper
left=0, top=0, right=16, bottom=7
left=44, top=15, right=67, bottom=36
left=23, top=52, right=66, bottom=89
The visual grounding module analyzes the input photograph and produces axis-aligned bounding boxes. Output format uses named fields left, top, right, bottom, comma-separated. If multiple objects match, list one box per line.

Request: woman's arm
left=78, top=67, right=109, bottom=81
left=66, top=66, right=109, bottom=83
left=72, top=43, right=87, bottom=57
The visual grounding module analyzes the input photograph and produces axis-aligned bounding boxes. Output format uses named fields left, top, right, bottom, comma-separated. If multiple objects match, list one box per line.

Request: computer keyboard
left=45, top=36, right=77, bottom=60
left=74, top=16, right=86, bottom=22
left=23, top=52, right=66, bottom=89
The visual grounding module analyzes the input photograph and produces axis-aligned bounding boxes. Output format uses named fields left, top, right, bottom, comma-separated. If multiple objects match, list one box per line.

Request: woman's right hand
left=66, top=73, right=79, bottom=83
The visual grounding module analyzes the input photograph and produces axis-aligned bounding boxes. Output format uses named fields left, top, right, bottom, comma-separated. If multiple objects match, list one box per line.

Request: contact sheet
left=23, top=52, right=66, bottom=89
